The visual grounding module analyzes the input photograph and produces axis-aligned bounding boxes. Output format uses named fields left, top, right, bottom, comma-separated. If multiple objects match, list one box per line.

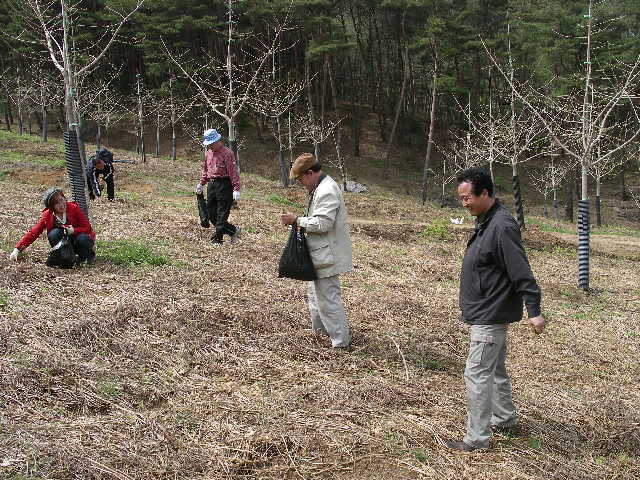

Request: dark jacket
left=87, top=152, right=114, bottom=198
left=459, top=199, right=541, bottom=325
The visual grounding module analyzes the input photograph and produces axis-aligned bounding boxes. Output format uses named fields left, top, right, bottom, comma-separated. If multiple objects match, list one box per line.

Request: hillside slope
left=1, top=131, right=639, bottom=479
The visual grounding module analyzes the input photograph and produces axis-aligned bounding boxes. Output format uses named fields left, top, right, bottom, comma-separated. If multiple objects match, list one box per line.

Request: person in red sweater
left=9, top=187, right=96, bottom=265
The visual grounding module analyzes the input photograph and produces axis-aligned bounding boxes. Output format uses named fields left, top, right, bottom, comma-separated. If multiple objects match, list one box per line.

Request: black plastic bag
left=46, top=233, right=76, bottom=269
left=278, top=226, right=317, bottom=281
left=197, top=193, right=210, bottom=228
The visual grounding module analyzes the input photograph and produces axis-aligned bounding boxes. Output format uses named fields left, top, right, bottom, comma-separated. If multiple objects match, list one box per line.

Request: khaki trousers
left=463, top=324, right=517, bottom=448
left=307, top=276, right=351, bottom=348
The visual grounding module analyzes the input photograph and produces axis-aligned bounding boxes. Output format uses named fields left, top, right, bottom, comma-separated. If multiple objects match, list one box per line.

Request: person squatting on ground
left=195, top=129, right=241, bottom=246
left=9, top=187, right=96, bottom=265
left=280, top=153, right=352, bottom=348
left=87, top=148, right=115, bottom=201
left=445, top=168, right=546, bottom=452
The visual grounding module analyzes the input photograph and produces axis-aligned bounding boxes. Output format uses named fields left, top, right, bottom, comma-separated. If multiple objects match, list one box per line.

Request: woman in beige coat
left=280, top=153, right=352, bottom=348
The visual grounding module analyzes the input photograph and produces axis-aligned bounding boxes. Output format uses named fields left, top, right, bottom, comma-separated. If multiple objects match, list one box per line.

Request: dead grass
left=0, top=134, right=639, bottom=479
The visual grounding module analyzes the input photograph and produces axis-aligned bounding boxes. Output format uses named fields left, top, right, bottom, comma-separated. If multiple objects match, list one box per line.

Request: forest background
left=1, top=0, right=639, bottom=217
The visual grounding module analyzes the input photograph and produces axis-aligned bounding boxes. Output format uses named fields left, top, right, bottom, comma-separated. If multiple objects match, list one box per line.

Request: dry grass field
left=1, top=130, right=639, bottom=479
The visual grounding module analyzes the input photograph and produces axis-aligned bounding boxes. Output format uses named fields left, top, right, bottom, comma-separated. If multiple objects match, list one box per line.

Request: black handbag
left=46, top=233, right=76, bottom=269
left=278, top=226, right=317, bottom=281
left=196, top=193, right=210, bottom=228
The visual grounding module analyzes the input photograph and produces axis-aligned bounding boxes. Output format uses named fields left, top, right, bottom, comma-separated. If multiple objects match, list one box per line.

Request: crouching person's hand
left=9, top=248, right=20, bottom=262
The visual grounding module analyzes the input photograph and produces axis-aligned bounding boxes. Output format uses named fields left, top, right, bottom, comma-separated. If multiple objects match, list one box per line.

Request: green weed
left=420, top=220, right=453, bottom=241
left=413, top=450, right=428, bottom=463
left=592, top=224, right=640, bottom=238
left=0, top=290, right=9, bottom=310
left=267, top=194, right=303, bottom=209
left=527, top=218, right=572, bottom=234
left=552, top=246, right=575, bottom=256
left=416, top=357, right=447, bottom=371
left=97, top=239, right=170, bottom=267
left=97, top=381, right=121, bottom=398
left=0, top=150, right=65, bottom=168
left=527, top=437, right=542, bottom=450
left=0, top=169, right=10, bottom=180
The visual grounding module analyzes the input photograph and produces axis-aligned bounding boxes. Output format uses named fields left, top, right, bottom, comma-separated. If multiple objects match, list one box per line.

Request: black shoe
left=491, top=423, right=520, bottom=435
left=445, top=440, right=479, bottom=452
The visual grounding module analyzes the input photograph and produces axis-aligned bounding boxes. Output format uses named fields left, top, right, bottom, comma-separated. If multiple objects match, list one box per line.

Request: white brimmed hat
left=202, top=129, right=222, bottom=146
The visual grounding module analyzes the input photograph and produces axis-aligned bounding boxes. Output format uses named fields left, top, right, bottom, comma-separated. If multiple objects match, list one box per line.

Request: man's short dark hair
left=310, top=162, right=322, bottom=173
left=457, top=167, right=494, bottom=197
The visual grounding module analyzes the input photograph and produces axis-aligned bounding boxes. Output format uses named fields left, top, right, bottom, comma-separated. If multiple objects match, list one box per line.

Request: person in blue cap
left=195, top=129, right=241, bottom=246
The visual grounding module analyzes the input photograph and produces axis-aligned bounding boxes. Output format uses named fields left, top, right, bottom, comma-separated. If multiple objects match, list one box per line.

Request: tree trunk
left=327, top=57, right=346, bottom=190
left=565, top=175, right=574, bottom=222
left=620, top=162, right=628, bottom=201
left=421, top=51, right=438, bottom=205
left=96, top=122, right=102, bottom=150
left=42, top=109, right=48, bottom=141
left=383, top=31, right=409, bottom=180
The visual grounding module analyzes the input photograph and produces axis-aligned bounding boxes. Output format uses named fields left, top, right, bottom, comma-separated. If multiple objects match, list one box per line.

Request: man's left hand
left=280, top=213, right=297, bottom=226
left=529, top=316, right=546, bottom=335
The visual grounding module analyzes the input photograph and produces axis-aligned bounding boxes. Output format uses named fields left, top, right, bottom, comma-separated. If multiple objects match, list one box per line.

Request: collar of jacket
left=475, top=198, right=502, bottom=233
left=309, top=172, right=327, bottom=197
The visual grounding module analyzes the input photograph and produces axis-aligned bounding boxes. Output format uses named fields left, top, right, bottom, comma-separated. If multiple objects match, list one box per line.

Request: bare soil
left=1, top=133, right=639, bottom=479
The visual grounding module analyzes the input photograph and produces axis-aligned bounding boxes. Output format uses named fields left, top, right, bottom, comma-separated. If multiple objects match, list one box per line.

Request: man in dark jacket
left=87, top=149, right=115, bottom=201
left=446, top=167, right=545, bottom=452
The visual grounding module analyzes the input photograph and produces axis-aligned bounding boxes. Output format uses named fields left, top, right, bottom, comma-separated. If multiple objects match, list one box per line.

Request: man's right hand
left=195, top=183, right=204, bottom=194
left=529, top=316, right=546, bottom=335
left=9, top=248, right=20, bottom=262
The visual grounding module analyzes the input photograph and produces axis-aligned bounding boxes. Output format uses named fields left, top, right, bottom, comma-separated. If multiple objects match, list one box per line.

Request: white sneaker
left=230, top=226, right=242, bottom=244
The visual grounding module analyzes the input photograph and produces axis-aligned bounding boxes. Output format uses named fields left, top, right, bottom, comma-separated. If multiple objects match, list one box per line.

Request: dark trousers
left=48, top=228, right=95, bottom=262
left=207, top=177, right=237, bottom=241
left=87, top=170, right=115, bottom=200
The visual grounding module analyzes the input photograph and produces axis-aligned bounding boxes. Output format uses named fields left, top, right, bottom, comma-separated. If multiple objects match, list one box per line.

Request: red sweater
left=16, top=202, right=96, bottom=251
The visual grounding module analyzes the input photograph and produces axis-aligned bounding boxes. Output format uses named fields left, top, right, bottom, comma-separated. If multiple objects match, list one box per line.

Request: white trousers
left=463, top=324, right=517, bottom=448
left=307, top=276, right=351, bottom=348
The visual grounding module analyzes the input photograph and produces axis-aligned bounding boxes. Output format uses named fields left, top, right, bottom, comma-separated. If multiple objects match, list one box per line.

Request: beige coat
left=297, top=175, right=353, bottom=278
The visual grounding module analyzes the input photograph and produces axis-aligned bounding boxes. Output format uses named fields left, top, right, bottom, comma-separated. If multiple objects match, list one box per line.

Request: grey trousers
left=463, top=324, right=517, bottom=448
left=307, top=276, right=351, bottom=348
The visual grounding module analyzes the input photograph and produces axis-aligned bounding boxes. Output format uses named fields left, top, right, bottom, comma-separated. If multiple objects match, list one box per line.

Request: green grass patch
left=97, top=239, right=170, bottom=267
left=267, top=194, right=303, bottom=209
left=0, top=169, right=10, bottom=180
left=0, top=150, right=65, bottom=168
left=0, top=289, right=10, bottom=310
left=0, top=129, right=44, bottom=143
left=420, top=219, right=453, bottom=241
left=527, top=218, right=573, bottom=234
left=592, top=224, right=640, bottom=238
left=97, top=381, right=121, bottom=398
left=157, top=185, right=193, bottom=197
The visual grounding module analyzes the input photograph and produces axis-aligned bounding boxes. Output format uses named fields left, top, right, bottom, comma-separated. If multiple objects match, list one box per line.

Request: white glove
left=64, top=225, right=75, bottom=235
left=195, top=183, right=204, bottom=194
left=9, top=248, right=20, bottom=261
left=232, top=190, right=240, bottom=201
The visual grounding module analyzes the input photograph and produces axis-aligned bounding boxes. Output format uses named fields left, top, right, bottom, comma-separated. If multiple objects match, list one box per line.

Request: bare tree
left=529, top=152, right=572, bottom=221
left=421, top=47, right=438, bottom=205
left=163, top=0, right=294, bottom=173
left=483, top=0, right=640, bottom=290
left=8, top=0, right=144, bottom=213
left=249, top=52, right=306, bottom=187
